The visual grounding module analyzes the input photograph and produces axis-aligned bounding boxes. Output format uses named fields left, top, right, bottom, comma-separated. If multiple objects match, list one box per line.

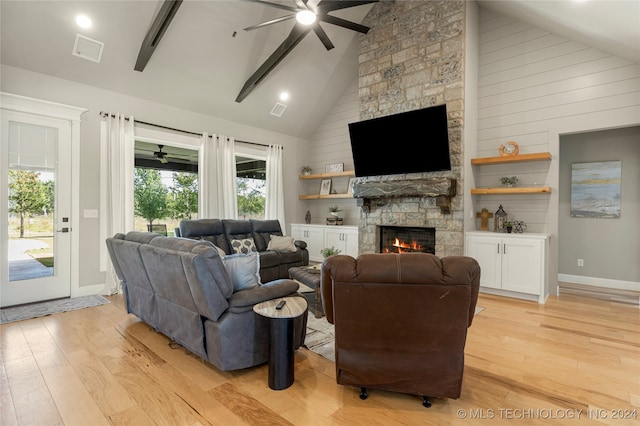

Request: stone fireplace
left=354, top=0, right=466, bottom=257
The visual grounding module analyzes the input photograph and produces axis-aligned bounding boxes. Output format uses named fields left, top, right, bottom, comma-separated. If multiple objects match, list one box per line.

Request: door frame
left=1, top=92, right=87, bottom=300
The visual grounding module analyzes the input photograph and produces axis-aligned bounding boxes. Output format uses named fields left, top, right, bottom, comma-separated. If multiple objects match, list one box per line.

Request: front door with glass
left=1, top=110, right=72, bottom=307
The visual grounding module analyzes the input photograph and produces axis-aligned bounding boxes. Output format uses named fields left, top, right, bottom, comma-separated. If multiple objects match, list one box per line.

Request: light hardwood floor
left=1, top=292, right=638, bottom=425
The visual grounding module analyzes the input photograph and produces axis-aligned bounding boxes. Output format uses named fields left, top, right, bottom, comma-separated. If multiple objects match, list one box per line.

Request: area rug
left=304, top=306, right=485, bottom=362
left=0, top=295, right=110, bottom=324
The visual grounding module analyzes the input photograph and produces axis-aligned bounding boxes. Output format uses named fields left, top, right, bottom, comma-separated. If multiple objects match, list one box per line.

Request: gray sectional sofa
left=176, top=219, right=309, bottom=283
left=106, top=231, right=307, bottom=371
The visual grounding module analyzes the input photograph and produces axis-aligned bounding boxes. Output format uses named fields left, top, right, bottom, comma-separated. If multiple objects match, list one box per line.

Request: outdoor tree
left=134, top=168, right=168, bottom=230
left=42, top=180, right=54, bottom=216
left=169, top=172, right=198, bottom=220
left=8, top=169, right=48, bottom=238
left=237, top=178, right=265, bottom=219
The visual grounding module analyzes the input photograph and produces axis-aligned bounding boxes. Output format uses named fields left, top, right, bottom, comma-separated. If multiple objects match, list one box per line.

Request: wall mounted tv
left=348, top=104, right=451, bottom=178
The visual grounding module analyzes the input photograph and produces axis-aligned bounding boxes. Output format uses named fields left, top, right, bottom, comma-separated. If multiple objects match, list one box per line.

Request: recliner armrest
left=227, top=279, right=299, bottom=310
left=294, top=240, right=307, bottom=250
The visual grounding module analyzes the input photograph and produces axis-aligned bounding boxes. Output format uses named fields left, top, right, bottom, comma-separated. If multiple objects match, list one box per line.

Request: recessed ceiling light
left=279, top=92, right=289, bottom=101
left=296, top=10, right=316, bottom=25
left=75, top=14, right=92, bottom=29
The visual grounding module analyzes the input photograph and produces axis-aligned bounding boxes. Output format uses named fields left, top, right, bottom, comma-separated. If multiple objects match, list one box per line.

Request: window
left=236, top=155, right=266, bottom=219
left=133, top=141, right=199, bottom=235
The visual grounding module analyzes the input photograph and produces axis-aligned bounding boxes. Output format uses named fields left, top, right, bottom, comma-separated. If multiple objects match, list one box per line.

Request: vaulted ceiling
left=1, top=1, right=638, bottom=139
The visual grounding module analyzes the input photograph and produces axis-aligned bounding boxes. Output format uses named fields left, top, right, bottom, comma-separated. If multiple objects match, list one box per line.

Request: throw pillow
left=266, top=235, right=297, bottom=252
left=221, top=251, right=261, bottom=291
left=230, top=238, right=257, bottom=255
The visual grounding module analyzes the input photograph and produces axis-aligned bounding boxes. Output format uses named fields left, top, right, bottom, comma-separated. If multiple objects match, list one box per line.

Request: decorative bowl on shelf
left=500, top=176, right=518, bottom=187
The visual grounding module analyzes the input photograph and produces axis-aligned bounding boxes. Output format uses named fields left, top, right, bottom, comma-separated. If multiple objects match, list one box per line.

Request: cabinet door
left=343, top=229, right=359, bottom=258
left=324, top=228, right=346, bottom=255
left=291, top=225, right=324, bottom=261
left=465, top=235, right=502, bottom=290
left=290, top=224, right=304, bottom=242
left=306, top=228, right=325, bottom=262
left=501, top=237, right=542, bottom=295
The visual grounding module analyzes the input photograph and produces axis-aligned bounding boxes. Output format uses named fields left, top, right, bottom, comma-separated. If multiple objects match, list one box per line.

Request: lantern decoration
left=494, top=205, right=508, bottom=233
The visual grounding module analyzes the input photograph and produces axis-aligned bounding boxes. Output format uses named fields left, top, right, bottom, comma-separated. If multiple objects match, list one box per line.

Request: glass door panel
left=1, top=111, right=71, bottom=307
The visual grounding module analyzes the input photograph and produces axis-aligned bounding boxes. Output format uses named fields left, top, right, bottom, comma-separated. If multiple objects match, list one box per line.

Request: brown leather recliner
left=321, top=253, right=480, bottom=407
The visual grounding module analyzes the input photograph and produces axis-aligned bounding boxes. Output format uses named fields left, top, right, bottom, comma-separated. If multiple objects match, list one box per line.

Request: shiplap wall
left=296, top=78, right=360, bottom=227
left=473, top=7, right=640, bottom=233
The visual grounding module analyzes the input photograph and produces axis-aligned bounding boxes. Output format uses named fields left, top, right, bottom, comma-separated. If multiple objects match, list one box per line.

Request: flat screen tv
left=348, top=104, right=451, bottom=177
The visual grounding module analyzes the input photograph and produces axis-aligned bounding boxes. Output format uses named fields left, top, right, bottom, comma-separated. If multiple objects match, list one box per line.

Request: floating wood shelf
left=299, top=170, right=355, bottom=179
left=298, top=193, right=353, bottom=200
left=471, top=152, right=551, bottom=166
left=471, top=186, right=551, bottom=195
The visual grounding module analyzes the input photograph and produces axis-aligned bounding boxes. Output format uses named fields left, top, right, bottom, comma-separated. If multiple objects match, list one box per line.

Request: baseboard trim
left=557, top=274, right=640, bottom=291
left=72, top=282, right=108, bottom=298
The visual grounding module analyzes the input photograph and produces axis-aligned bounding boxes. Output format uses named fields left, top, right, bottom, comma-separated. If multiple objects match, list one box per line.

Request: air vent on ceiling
left=270, top=103, right=288, bottom=117
left=72, top=34, right=104, bottom=63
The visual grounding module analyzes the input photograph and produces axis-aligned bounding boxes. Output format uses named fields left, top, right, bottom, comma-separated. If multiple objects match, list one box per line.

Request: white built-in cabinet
left=465, top=231, right=550, bottom=304
left=324, top=227, right=358, bottom=260
left=291, top=224, right=358, bottom=262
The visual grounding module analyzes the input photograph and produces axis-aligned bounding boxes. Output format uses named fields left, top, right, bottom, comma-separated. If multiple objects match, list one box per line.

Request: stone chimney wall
left=356, top=0, right=466, bottom=257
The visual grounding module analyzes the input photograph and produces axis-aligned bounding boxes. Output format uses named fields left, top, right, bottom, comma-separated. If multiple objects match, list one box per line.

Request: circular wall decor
left=499, top=141, right=519, bottom=156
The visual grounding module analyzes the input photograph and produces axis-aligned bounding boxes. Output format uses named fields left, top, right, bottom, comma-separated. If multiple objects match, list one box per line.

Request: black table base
left=268, top=317, right=295, bottom=390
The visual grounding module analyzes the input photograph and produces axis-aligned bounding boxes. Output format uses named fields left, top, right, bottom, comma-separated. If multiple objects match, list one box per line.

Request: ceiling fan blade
left=313, top=24, right=335, bottom=50
left=134, top=0, right=183, bottom=72
left=320, top=14, right=370, bottom=34
left=236, top=25, right=311, bottom=103
left=244, top=14, right=296, bottom=31
left=317, top=0, right=378, bottom=13
left=241, top=0, right=299, bottom=13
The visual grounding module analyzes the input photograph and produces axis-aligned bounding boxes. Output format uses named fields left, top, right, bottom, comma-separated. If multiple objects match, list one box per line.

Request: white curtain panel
left=265, top=144, right=286, bottom=230
left=199, top=133, right=238, bottom=219
left=101, top=113, right=135, bottom=294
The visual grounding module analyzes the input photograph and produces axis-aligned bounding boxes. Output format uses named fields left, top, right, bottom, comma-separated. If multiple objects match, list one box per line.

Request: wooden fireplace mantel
left=352, top=177, right=457, bottom=214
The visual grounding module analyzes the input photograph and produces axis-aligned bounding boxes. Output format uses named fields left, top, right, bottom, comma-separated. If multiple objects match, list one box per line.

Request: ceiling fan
left=153, top=145, right=169, bottom=164
left=236, top=0, right=379, bottom=102
left=133, top=0, right=378, bottom=103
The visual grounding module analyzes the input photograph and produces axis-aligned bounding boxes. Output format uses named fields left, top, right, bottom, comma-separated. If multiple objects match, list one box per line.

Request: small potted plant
left=500, top=176, right=518, bottom=187
left=301, top=166, right=312, bottom=176
left=320, top=246, right=341, bottom=259
left=328, top=206, right=341, bottom=217
left=505, top=221, right=513, bottom=233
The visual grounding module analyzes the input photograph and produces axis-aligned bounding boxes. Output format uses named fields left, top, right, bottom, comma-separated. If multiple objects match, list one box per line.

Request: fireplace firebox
left=379, top=226, right=435, bottom=254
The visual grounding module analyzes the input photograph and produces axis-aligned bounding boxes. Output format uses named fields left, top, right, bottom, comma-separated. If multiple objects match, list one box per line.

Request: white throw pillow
left=230, top=238, right=257, bottom=254
left=267, top=235, right=297, bottom=252
left=221, top=251, right=261, bottom=291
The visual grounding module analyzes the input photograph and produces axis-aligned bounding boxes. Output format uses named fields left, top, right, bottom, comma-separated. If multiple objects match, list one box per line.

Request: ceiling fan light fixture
left=296, top=10, right=316, bottom=25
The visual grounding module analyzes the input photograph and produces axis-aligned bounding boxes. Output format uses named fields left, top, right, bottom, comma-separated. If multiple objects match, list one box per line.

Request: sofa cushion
left=250, top=219, right=283, bottom=251
left=180, top=219, right=231, bottom=254
left=201, top=239, right=226, bottom=257
left=258, top=250, right=280, bottom=269
left=222, top=252, right=261, bottom=291
left=277, top=249, right=305, bottom=264
left=267, top=235, right=297, bottom=252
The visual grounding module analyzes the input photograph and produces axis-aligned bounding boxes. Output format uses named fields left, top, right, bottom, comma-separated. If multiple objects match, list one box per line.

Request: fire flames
left=383, top=237, right=423, bottom=253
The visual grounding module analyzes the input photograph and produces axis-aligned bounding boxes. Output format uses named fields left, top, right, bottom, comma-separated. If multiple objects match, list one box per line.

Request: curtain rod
left=98, top=111, right=270, bottom=148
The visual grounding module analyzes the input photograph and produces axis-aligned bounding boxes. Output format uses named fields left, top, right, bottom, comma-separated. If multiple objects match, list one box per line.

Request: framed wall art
left=571, top=161, right=621, bottom=218
left=325, top=163, right=344, bottom=173
left=319, top=179, right=332, bottom=195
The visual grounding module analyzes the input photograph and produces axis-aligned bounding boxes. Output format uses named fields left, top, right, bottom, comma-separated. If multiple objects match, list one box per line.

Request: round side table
left=253, top=296, right=308, bottom=390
